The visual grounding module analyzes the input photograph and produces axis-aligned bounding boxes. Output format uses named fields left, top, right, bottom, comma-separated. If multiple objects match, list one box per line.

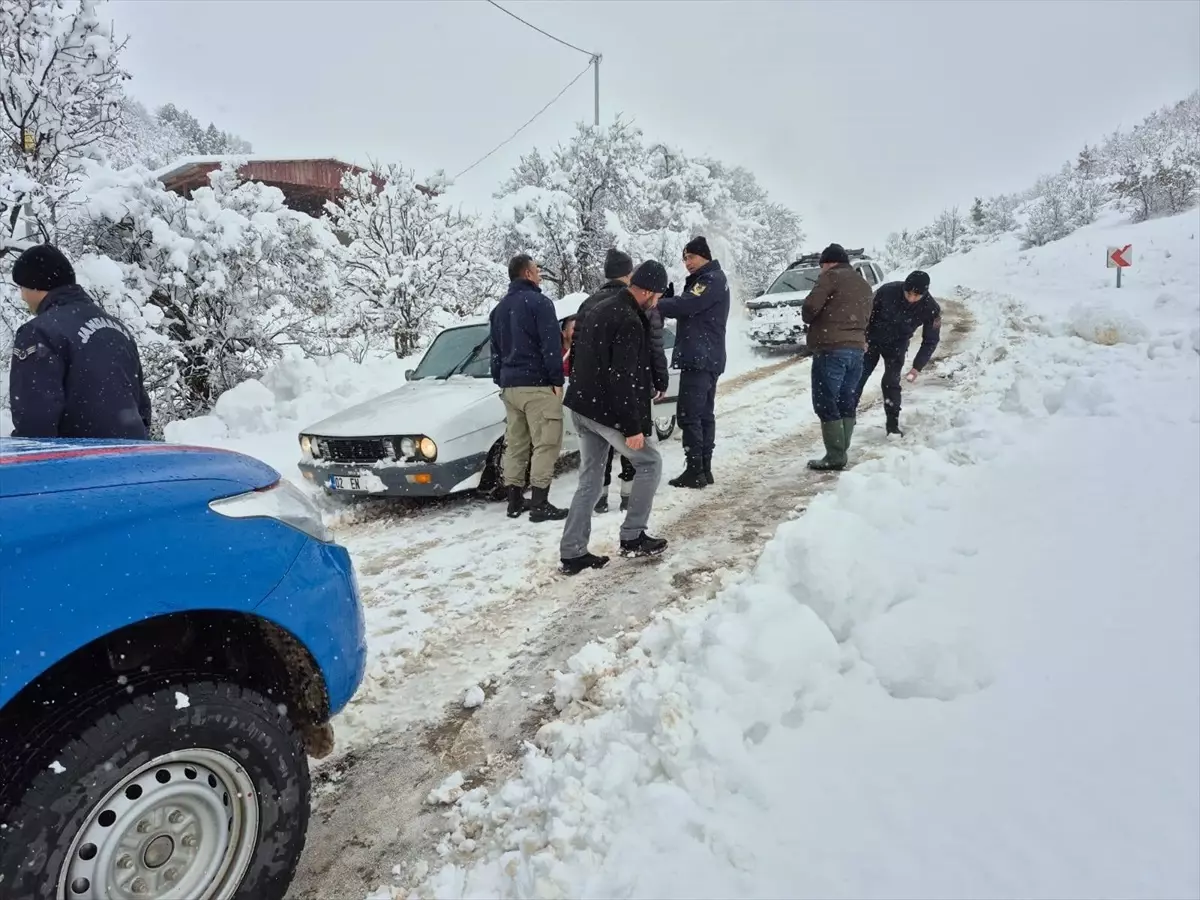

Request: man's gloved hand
left=662, top=281, right=675, bottom=298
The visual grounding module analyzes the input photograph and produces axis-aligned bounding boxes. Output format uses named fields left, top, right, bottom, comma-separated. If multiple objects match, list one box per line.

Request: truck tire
left=0, top=679, right=309, bottom=900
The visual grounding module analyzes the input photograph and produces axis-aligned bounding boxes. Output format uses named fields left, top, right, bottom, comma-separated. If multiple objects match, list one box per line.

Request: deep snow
left=373, top=210, right=1200, bottom=900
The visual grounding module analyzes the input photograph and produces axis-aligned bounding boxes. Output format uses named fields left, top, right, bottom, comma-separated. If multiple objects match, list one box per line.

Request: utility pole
left=592, top=54, right=601, bottom=126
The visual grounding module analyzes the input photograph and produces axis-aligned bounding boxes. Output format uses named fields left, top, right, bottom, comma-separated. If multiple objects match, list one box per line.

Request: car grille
left=319, top=437, right=390, bottom=464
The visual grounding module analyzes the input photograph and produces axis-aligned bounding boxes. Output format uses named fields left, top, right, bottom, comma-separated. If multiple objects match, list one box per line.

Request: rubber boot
left=703, top=453, right=714, bottom=486
left=506, top=485, right=526, bottom=519
left=807, top=421, right=848, bottom=471
left=843, top=417, right=857, bottom=453
left=528, top=486, right=568, bottom=522
left=885, top=411, right=904, bottom=437
left=669, top=457, right=708, bottom=489
left=593, top=493, right=609, bottom=514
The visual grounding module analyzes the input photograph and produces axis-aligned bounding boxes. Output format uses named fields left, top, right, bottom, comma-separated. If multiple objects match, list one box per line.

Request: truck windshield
left=766, top=267, right=822, bottom=294
left=410, top=324, right=492, bottom=380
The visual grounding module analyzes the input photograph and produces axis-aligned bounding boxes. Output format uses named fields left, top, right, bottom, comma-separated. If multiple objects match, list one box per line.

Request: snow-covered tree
left=0, top=0, right=128, bottom=255
left=969, top=197, right=985, bottom=230
left=328, top=163, right=503, bottom=359
left=493, top=122, right=802, bottom=299
left=78, top=162, right=342, bottom=423
left=494, top=119, right=645, bottom=296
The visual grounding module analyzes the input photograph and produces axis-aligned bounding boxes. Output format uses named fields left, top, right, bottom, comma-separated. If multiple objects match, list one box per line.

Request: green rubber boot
left=807, top=420, right=847, bottom=471
left=843, top=417, right=857, bottom=454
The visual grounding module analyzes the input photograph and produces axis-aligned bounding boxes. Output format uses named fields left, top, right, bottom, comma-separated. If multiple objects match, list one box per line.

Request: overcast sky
left=108, top=0, right=1199, bottom=252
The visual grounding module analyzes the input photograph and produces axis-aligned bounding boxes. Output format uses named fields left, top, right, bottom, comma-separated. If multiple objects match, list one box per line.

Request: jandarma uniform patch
left=12, top=344, right=46, bottom=361
left=691, top=282, right=707, bottom=296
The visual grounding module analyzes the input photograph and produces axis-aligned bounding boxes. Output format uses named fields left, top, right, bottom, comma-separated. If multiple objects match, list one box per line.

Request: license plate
left=328, top=474, right=363, bottom=491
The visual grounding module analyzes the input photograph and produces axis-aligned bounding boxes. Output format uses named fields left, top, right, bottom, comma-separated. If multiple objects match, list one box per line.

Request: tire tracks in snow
left=287, top=300, right=973, bottom=899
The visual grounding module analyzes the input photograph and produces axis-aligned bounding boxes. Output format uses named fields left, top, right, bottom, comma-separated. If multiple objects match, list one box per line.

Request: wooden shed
left=156, top=157, right=377, bottom=218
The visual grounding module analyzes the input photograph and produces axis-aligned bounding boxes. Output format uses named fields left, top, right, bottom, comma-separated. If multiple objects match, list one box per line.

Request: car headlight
left=209, top=479, right=333, bottom=543
left=300, top=434, right=313, bottom=456
left=400, top=437, right=416, bottom=458
left=418, top=437, right=437, bottom=461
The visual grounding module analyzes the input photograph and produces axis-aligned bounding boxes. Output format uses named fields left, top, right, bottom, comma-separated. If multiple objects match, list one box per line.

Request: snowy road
left=287, top=301, right=975, bottom=899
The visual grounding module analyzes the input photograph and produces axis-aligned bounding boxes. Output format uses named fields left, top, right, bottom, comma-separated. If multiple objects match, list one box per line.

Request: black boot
left=561, top=552, right=610, bottom=576
left=619, top=532, right=668, bottom=558
left=885, top=411, right=904, bottom=437
left=506, top=485, right=526, bottom=519
left=529, top=486, right=568, bottom=522
left=619, top=478, right=632, bottom=512
left=593, top=494, right=609, bottom=514
left=669, top=459, right=707, bottom=489
left=702, top=453, right=714, bottom=486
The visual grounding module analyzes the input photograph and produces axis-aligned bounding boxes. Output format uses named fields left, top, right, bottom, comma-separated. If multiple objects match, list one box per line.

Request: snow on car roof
left=457, top=291, right=589, bottom=330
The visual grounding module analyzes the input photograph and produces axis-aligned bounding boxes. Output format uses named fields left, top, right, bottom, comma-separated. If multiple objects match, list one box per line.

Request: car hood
left=746, top=290, right=809, bottom=310
left=0, top=437, right=279, bottom=498
left=302, top=377, right=501, bottom=439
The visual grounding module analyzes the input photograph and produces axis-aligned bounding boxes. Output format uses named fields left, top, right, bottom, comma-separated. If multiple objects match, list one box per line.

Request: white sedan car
left=296, top=295, right=681, bottom=499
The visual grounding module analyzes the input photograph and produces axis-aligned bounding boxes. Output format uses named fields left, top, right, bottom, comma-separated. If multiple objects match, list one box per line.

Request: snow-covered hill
left=385, top=210, right=1200, bottom=900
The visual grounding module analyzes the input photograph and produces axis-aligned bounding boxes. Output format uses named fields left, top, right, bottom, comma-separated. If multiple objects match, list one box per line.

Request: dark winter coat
left=573, top=279, right=669, bottom=393
left=565, top=289, right=655, bottom=438
left=801, top=263, right=873, bottom=353
left=866, top=281, right=943, bottom=371
left=9, top=284, right=152, bottom=439
left=656, top=259, right=730, bottom=375
left=489, top=279, right=565, bottom=388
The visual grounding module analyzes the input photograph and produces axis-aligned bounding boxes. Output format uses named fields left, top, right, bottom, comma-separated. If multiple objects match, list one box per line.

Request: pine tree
left=970, top=197, right=985, bottom=229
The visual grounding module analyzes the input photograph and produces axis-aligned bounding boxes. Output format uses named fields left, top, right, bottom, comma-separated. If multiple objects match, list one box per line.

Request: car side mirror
left=404, top=369, right=415, bottom=380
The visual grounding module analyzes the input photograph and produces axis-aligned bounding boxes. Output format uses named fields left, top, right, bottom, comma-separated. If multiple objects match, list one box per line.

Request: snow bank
left=164, top=347, right=415, bottom=483
left=387, top=211, right=1200, bottom=899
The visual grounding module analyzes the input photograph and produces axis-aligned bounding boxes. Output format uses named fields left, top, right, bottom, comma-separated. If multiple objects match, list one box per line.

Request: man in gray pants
left=560, top=261, right=671, bottom=575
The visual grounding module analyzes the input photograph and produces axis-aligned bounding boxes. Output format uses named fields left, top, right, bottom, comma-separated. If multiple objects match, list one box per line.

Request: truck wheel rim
left=58, top=748, right=259, bottom=900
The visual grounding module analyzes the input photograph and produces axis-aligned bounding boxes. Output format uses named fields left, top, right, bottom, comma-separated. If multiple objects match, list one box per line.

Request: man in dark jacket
left=854, top=271, right=941, bottom=437
left=801, top=243, right=873, bottom=471
left=560, top=260, right=671, bottom=576
left=580, top=249, right=670, bottom=515
left=9, top=244, right=152, bottom=440
left=656, top=236, right=729, bottom=489
left=489, top=254, right=568, bottom=523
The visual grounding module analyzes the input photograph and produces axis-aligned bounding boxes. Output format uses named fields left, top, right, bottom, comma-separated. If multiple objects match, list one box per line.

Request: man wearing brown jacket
left=801, top=243, right=874, bottom=471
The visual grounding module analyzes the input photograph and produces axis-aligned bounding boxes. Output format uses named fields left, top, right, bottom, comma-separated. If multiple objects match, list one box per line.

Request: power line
left=454, top=60, right=593, bottom=180
left=484, top=0, right=597, bottom=58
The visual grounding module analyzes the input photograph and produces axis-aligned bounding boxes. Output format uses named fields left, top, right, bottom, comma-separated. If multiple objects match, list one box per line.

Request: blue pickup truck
left=0, top=437, right=366, bottom=900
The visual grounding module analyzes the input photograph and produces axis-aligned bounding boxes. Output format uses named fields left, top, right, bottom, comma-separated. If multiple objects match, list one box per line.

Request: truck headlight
left=300, top=434, right=312, bottom=456
left=210, top=479, right=333, bottom=543
left=418, top=437, right=437, bottom=460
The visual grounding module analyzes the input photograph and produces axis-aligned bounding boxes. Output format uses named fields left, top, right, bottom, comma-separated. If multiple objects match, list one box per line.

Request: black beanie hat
left=819, top=243, right=850, bottom=265
left=683, top=236, right=712, bottom=261
left=12, top=244, right=76, bottom=292
left=604, top=248, right=634, bottom=279
left=630, top=260, right=669, bottom=295
left=903, top=270, right=931, bottom=294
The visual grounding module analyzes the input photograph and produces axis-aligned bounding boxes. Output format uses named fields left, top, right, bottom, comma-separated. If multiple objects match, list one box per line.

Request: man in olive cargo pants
left=489, top=254, right=569, bottom=523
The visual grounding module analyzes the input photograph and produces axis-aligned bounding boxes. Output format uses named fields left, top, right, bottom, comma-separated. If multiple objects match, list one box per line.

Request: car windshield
left=410, top=324, right=492, bottom=380
left=766, top=267, right=822, bottom=295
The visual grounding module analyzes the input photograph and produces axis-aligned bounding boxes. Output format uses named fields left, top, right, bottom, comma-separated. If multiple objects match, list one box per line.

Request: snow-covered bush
left=885, top=91, right=1200, bottom=259
left=328, top=164, right=504, bottom=359
left=76, top=162, right=343, bottom=424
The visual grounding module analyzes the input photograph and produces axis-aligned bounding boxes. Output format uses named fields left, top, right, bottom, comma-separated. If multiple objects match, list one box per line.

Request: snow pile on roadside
left=164, top=347, right=415, bottom=481
left=381, top=212, right=1199, bottom=899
